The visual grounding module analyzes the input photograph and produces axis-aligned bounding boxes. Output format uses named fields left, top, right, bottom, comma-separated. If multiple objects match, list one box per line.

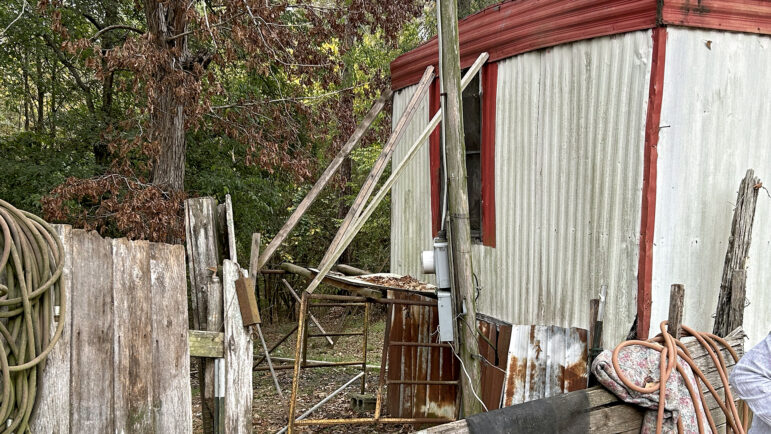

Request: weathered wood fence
left=29, top=226, right=192, bottom=433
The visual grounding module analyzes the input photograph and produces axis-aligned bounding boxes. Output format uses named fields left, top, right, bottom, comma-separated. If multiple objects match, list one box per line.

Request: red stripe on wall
left=429, top=78, right=441, bottom=237
left=481, top=63, right=498, bottom=247
left=637, top=27, right=667, bottom=340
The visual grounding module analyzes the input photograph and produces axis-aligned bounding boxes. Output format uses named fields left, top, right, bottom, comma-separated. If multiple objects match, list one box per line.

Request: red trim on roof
left=637, top=27, right=667, bottom=341
left=481, top=62, right=498, bottom=248
left=429, top=78, right=441, bottom=237
left=661, top=0, right=771, bottom=35
left=391, top=0, right=657, bottom=90
left=391, top=0, right=771, bottom=90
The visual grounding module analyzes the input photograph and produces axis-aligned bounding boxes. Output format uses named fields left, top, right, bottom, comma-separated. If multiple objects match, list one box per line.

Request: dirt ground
left=192, top=304, right=426, bottom=433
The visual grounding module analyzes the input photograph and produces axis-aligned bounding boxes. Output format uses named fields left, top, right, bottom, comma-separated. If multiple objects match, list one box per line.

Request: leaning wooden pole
left=256, top=89, right=393, bottom=271
left=313, top=67, right=435, bottom=280
left=713, top=169, right=761, bottom=336
left=437, top=0, right=483, bottom=416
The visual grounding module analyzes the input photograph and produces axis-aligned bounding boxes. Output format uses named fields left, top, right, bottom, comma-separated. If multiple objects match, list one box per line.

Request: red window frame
left=429, top=62, right=497, bottom=247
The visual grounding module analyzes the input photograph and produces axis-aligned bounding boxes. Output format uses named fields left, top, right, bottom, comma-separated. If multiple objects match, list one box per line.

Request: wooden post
left=184, top=197, right=224, bottom=433
left=714, top=169, right=761, bottom=336
left=249, top=233, right=260, bottom=282
left=256, top=90, right=393, bottom=271
left=728, top=269, right=747, bottom=334
left=667, top=284, right=685, bottom=339
left=437, top=0, right=483, bottom=416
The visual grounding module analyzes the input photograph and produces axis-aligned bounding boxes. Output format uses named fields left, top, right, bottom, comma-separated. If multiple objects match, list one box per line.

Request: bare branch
left=90, top=24, right=144, bottom=41
left=0, top=0, right=27, bottom=39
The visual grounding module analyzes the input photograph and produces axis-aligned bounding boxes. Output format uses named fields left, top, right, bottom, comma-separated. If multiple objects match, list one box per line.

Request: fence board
left=151, top=243, right=193, bottom=432
left=30, top=224, right=72, bottom=434
left=223, top=260, right=253, bottom=433
left=113, top=238, right=154, bottom=433
left=70, top=230, right=114, bottom=432
left=185, top=197, right=223, bottom=432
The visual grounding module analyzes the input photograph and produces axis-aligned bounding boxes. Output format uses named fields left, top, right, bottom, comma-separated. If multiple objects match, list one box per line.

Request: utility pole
left=437, top=0, right=483, bottom=416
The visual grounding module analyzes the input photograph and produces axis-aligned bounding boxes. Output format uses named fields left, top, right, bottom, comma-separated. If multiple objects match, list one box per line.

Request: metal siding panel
left=653, top=27, right=771, bottom=346
left=661, top=0, right=771, bottom=35
left=472, top=31, right=651, bottom=346
left=390, top=0, right=658, bottom=90
left=391, top=31, right=651, bottom=348
left=501, top=325, right=588, bottom=406
left=391, top=86, right=434, bottom=283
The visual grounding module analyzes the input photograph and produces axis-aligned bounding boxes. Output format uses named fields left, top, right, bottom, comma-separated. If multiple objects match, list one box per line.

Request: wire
left=0, top=199, right=66, bottom=434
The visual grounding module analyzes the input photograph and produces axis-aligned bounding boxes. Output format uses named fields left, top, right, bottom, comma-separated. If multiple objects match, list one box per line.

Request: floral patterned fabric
left=591, top=346, right=710, bottom=434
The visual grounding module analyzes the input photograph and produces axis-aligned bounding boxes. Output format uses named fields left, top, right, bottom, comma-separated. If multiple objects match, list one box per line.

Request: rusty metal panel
left=477, top=319, right=512, bottom=410
left=502, top=325, right=588, bottom=406
left=661, top=0, right=771, bottom=36
left=386, top=292, right=458, bottom=419
left=652, top=27, right=771, bottom=346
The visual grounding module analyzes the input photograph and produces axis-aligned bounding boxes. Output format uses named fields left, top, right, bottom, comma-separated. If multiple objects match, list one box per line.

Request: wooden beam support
left=306, top=67, right=435, bottom=294
left=438, top=0, right=483, bottom=416
left=256, top=90, right=393, bottom=271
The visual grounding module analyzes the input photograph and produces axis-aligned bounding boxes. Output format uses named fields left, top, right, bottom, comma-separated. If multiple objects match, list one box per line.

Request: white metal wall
left=653, top=27, right=771, bottom=345
left=391, top=30, right=653, bottom=346
left=390, top=85, right=434, bottom=282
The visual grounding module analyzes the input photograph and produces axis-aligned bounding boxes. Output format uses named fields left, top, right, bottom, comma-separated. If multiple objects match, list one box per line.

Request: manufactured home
left=389, top=0, right=771, bottom=349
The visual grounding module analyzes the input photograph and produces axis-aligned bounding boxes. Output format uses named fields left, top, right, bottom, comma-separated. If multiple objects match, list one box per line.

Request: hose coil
left=0, top=199, right=65, bottom=433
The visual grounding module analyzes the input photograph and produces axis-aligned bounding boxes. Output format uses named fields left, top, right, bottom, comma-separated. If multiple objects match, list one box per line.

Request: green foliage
left=0, top=132, right=97, bottom=214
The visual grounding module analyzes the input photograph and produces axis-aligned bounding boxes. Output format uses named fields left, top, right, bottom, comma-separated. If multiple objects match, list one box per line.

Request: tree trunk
left=151, top=89, right=186, bottom=191
left=35, top=50, right=45, bottom=132
left=145, top=0, right=188, bottom=192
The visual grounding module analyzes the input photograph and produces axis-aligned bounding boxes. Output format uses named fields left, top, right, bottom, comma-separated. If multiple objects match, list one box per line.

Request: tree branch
left=1, top=0, right=28, bottom=38
left=91, top=24, right=143, bottom=41
left=41, top=34, right=95, bottom=114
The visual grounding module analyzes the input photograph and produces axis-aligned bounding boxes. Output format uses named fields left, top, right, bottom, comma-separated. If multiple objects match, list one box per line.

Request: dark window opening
left=463, top=70, right=483, bottom=240
left=436, top=70, right=483, bottom=241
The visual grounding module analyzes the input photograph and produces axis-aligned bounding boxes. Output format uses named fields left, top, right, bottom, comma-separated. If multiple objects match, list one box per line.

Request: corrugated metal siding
left=652, top=27, right=771, bottom=346
left=386, top=292, right=458, bottom=419
left=390, top=85, right=434, bottom=282
left=392, top=31, right=652, bottom=346
left=472, top=31, right=652, bottom=346
left=502, top=325, right=588, bottom=406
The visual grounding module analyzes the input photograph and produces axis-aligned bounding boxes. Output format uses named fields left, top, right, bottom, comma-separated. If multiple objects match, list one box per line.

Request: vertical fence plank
left=223, top=260, right=253, bottom=433
left=185, top=197, right=223, bottom=432
left=30, top=224, right=72, bottom=433
left=113, top=238, right=154, bottom=432
left=70, top=230, right=114, bottom=432
left=151, top=243, right=193, bottom=432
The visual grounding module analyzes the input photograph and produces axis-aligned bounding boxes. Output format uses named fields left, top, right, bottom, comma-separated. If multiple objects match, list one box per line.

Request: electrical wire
left=610, top=321, right=747, bottom=434
left=0, top=199, right=65, bottom=433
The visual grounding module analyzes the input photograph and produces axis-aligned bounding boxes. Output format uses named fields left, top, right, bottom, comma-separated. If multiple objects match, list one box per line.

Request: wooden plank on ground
left=70, top=230, right=114, bottom=432
left=30, top=224, right=73, bottom=433
left=189, top=330, right=225, bottom=358
left=113, top=238, right=154, bottom=432
left=151, top=243, right=193, bottom=432
left=223, top=260, right=253, bottom=433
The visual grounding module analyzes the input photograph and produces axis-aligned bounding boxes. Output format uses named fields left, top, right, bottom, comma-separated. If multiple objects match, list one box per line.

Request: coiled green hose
left=0, top=199, right=65, bottom=433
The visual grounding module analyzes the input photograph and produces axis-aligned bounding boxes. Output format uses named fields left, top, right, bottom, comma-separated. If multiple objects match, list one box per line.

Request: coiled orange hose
left=610, top=321, right=747, bottom=434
